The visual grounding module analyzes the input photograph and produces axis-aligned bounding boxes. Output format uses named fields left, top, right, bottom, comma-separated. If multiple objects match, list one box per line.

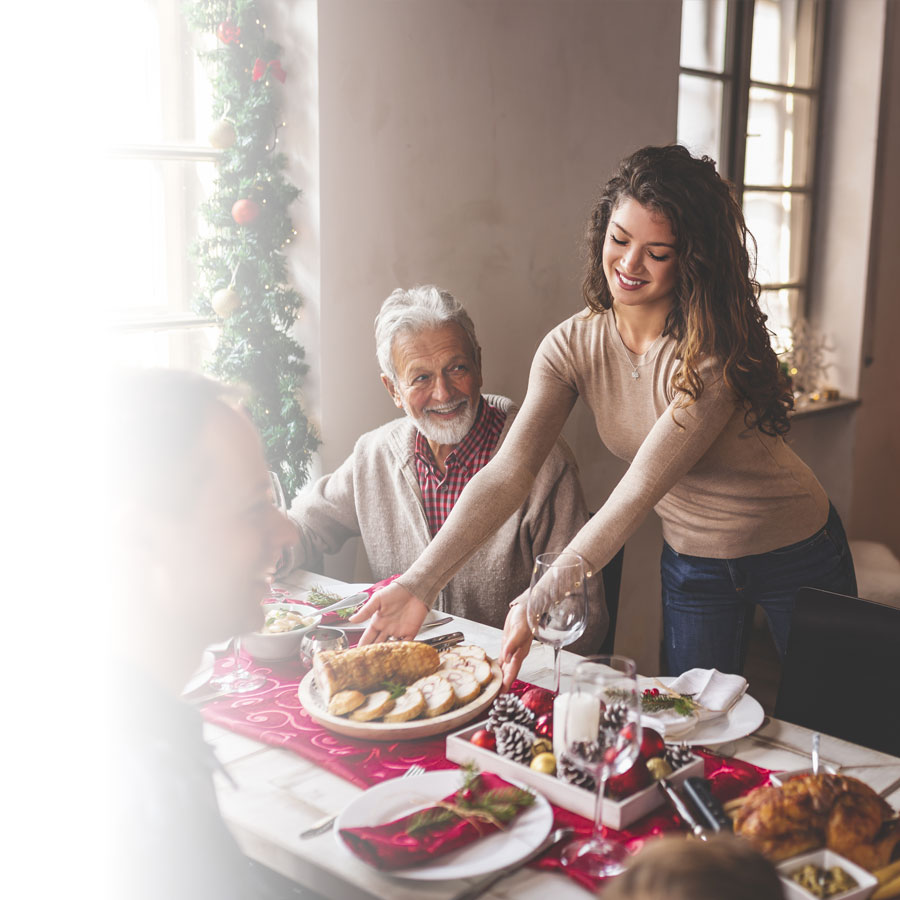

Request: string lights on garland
left=183, top=0, right=318, bottom=498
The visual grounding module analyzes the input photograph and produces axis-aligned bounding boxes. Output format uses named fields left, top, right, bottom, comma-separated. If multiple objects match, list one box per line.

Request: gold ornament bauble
left=208, top=118, right=236, bottom=150
left=212, top=287, right=240, bottom=317
left=531, top=738, right=553, bottom=758
left=646, top=757, right=673, bottom=781
left=530, top=752, right=556, bottom=775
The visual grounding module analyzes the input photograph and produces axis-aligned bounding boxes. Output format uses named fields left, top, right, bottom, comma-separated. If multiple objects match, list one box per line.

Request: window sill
left=790, top=396, right=860, bottom=420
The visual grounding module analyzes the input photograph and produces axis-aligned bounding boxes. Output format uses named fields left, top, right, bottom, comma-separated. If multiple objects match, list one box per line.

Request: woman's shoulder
left=539, top=308, right=608, bottom=359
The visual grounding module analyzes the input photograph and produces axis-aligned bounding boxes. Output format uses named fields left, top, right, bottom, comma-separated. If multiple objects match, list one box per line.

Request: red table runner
left=201, top=653, right=771, bottom=892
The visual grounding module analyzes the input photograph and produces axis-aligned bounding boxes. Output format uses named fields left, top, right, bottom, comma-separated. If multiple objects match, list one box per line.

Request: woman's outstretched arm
left=352, top=333, right=579, bottom=645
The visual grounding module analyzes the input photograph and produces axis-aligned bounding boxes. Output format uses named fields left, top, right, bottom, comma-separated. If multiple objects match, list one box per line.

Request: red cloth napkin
left=338, top=771, right=533, bottom=871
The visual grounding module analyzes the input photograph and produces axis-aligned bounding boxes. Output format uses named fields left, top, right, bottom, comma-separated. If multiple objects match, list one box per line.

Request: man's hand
left=499, top=599, right=534, bottom=690
left=349, top=581, right=429, bottom=646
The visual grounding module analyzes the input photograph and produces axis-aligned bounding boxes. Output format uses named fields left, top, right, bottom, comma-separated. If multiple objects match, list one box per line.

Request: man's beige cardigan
left=289, top=394, right=606, bottom=649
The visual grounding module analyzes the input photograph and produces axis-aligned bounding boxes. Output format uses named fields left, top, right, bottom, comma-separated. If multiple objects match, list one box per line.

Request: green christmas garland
left=183, top=0, right=318, bottom=499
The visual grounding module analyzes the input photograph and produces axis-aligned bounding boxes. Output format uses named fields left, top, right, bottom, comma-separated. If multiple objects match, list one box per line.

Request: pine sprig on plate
left=640, top=689, right=699, bottom=717
left=306, top=585, right=358, bottom=618
left=404, top=764, right=535, bottom=836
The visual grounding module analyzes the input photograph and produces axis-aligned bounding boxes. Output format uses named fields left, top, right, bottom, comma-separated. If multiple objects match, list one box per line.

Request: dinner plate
left=638, top=675, right=765, bottom=746
left=264, top=584, right=446, bottom=632
left=334, top=770, right=553, bottom=880
left=298, top=659, right=503, bottom=741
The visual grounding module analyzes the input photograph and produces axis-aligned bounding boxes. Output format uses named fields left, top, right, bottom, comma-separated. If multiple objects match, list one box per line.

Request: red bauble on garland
left=232, top=198, right=261, bottom=225
left=216, top=19, right=241, bottom=45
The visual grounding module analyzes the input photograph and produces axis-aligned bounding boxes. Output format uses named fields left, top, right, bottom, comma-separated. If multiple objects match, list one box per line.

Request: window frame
left=678, top=0, right=829, bottom=332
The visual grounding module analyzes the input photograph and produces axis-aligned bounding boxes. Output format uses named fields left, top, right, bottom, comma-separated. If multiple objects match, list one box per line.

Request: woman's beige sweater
left=399, top=310, right=829, bottom=608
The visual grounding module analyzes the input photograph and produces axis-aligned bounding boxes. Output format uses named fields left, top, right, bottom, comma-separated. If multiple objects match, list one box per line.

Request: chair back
left=774, top=587, right=900, bottom=755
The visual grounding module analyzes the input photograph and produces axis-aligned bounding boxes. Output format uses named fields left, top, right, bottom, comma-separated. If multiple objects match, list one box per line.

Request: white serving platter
left=298, top=660, right=503, bottom=741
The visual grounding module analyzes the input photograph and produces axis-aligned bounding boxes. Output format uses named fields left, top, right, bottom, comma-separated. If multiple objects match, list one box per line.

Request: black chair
left=774, top=587, right=900, bottom=755
left=596, top=546, right=625, bottom=656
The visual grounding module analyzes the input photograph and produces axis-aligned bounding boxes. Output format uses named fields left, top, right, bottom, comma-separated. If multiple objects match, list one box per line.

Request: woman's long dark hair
left=583, top=144, right=793, bottom=436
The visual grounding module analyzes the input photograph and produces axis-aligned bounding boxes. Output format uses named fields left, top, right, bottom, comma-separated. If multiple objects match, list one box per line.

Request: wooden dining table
left=201, top=571, right=900, bottom=900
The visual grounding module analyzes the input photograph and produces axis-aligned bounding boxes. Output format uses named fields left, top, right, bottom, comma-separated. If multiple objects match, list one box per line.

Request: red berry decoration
left=216, top=19, right=241, bottom=45
left=470, top=728, right=496, bottom=752
left=607, top=756, right=653, bottom=800
left=638, top=727, right=666, bottom=762
left=520, top=687, right=554, bottom=717
left=534, top=713, right=553, bottom=739
left=232, top=198, right=261, bottom=225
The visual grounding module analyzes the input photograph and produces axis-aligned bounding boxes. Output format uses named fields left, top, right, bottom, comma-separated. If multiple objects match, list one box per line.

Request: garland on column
left=183, top=0, right=318, bottom=498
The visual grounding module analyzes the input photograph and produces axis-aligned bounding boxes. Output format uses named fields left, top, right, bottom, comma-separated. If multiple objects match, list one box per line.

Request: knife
left=417, top=631, right=464, bottom=650
left=451, top=826, right=573, bottom=900
left=658, top=778, right=707, bottom=840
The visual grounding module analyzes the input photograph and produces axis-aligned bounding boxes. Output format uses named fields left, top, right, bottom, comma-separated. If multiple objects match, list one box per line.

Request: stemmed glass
left=526, top=551, right=588, bottom=695
left=558, top=655, right=641, bottom=878
left=210, top=471, right=287, bottom=694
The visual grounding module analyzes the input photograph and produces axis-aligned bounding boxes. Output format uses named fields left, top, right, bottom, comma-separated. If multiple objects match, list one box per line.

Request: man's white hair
left=374, top=285, right=481, bottom=382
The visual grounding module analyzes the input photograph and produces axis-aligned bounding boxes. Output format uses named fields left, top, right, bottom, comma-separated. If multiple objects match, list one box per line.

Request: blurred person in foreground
left=283, top=285, right=602, bottom=645
left=602, top=834, right=785, bottom=900
left=109, top=369, right=305, bottom=900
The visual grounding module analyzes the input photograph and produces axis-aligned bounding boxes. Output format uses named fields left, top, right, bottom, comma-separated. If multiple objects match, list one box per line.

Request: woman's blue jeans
left=660, top=503, right=857, bottom=676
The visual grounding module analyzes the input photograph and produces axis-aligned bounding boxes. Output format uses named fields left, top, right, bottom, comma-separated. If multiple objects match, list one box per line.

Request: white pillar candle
left=553, top=691, right=601, bottom=760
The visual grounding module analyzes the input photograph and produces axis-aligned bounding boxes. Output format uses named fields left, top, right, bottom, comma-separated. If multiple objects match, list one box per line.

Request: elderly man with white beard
left=284, top=285, right=604, bottom=646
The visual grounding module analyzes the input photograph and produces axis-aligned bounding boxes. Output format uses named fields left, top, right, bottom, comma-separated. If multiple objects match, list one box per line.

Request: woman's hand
left=350, top=581, right=429, bottom=646
left=500, top=599, right=534, bottom=690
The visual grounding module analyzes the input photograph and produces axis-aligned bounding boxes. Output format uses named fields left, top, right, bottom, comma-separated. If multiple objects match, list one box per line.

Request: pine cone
left=487, top=693, right=536, bottom=733
left=665, top=742, right=696, bottom=770
left=495, top=721, right=536, bottom=764
left=600, top=700, right=628, bottom=730
left=558, top=750, right=597, bottom=791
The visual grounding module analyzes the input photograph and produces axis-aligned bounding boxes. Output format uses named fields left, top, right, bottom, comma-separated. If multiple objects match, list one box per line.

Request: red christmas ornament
left=638, top=727, right=666, bottom=762
left=216, top=19, right=241, bottom=45
left=607, top=756, right=653, bottom=800
left=534, top=713, right=553, bottom=740
left=520, top=687, right=554, bottom=717
left=232, top=198, right=261, bottom=225
left=470, top=729, right=496, bottom=752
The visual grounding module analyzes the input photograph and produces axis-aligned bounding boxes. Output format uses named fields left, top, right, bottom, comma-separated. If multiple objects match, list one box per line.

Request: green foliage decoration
left=183, top=0, right=318, bottom=498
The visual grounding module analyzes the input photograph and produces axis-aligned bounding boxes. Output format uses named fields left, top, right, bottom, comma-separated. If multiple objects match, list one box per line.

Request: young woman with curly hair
left=353, top=145, right=857, bottom=684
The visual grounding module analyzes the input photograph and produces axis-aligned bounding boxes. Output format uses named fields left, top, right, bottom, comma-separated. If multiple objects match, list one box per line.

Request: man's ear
left=381, top=373, right=404, bottom=409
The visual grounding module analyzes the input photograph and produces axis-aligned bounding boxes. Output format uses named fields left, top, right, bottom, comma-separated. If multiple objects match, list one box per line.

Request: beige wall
left=850, top=4, right=900, bottom=555
left=272, top=0, right=899, bottom=675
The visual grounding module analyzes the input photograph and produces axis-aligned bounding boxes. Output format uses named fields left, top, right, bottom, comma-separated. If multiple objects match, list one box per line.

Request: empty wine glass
left=526, top=551, right=588, bottom=694
left=558, top=655, right=641, bottom=878
left=210, top=471, right=288, bottom=695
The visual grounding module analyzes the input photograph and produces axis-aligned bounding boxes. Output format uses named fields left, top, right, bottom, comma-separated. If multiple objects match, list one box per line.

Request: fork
left=298, top=763, right=426, bottom=838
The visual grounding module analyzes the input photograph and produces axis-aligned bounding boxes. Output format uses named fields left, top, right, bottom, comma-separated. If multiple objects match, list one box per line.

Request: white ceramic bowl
left=241, top=604, right=322, bottom=660
left=777, top=848, right=877, bottom=900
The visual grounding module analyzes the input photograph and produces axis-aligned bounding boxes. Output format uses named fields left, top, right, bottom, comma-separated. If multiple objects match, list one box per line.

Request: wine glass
left=558, top=655, right=641, bottom=878
left=526, top=551, right=588, bottom=695
left=210, top=471, right=287, bottom=695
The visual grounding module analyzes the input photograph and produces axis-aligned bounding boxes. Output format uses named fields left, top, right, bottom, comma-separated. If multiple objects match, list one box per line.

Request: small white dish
left=334, top=769, right=553, bottom=880
left=777, top=849, right=877, bottom=900
left=241, top=610, right=322, bottom=660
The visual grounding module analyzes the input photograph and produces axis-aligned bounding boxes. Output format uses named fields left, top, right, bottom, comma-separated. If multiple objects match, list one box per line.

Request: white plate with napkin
left=639, top=668, right=763, bottom=745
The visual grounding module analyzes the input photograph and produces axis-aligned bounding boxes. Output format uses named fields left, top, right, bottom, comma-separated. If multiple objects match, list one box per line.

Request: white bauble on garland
left=212, top=287, right=241, bottom=317
left=208, top=118, right=236, bottom=150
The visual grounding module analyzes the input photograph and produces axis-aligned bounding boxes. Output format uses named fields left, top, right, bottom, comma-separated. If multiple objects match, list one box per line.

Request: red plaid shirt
left=414, top=398, right=506, bottom=537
